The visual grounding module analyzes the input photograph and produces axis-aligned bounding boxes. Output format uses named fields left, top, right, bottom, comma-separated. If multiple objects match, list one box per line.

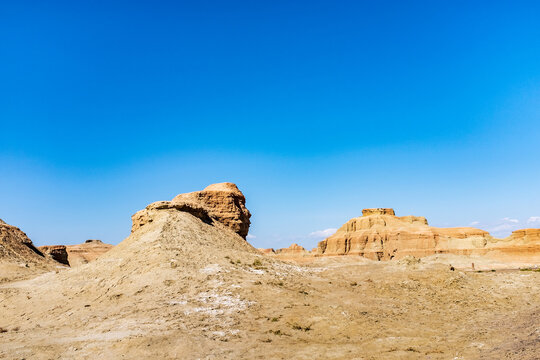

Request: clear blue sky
left=1, top=0, right=539, bottom=249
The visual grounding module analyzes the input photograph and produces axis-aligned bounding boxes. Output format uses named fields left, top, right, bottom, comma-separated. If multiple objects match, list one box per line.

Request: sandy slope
left=0, top=209, right=538, bottom=359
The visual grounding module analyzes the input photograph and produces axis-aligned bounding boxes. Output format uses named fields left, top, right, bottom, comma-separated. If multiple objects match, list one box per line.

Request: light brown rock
left=65, top=240, right=114, bottom=267
left=276, top=243, right=307, bottom=255
left=132, top=182, right=251, bottom=239
left=316, top=209, right=540, bottom=261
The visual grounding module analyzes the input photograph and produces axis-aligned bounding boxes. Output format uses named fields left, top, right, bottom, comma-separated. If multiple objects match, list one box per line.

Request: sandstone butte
left=131, top=182, right=251, bottom=238
left=307, top=208, right=540, bottom=261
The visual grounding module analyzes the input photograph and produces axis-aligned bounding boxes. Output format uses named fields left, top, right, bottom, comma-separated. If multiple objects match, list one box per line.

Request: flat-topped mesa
left=85, top=239, right=104, bottom=244
left=362, top=208, right=395, bottom=216
left=131, top=182, right=251, bottom=239
left=65, top=240, right=113, bottom=266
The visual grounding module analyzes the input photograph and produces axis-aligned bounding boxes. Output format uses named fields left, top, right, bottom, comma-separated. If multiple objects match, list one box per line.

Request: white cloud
left=501, top=217, right=519, bottom=223
left=527, top=216, right=540, bottom=224
left=489, top=223, right=515, bottom=232
left=485, top=217, right=522, bottom=237
left=469, top=221, right=480, bottom=226
left=309, top=228, right=337, bottom=238
left=246, top=234, right=256, bottom=240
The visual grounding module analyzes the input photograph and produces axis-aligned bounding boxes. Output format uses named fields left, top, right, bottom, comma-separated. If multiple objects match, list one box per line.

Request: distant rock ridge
left=132, top=182, right=251, bottom=239
left=38, top=240, right=113, bottom=267
left=64, top=240, right=114, bottom=267
left=275, top=243, right=307, bottom=255
left=313, top=208, right=540, bottom=261
left=268, top=209, right=540, bottom=262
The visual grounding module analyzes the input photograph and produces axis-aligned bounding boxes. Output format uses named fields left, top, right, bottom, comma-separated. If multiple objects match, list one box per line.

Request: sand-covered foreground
left=1, top=184, right=538, bottom=359
left=1, top=247, right=538, bottom=359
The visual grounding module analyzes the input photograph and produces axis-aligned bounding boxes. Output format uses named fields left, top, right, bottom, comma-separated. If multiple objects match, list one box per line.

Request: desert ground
left=0, top=184, right=538, bottom=359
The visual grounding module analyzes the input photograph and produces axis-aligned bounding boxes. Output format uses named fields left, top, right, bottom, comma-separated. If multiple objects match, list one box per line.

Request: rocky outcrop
left=362, top=208, right=395, bottom=216
left=276, top=243, right=308, bottom=255
left=0, top=220, right=62, bottom=282
left=132, top=182, right=251, bottom=239
left=507, top=228, right=540, bottom=243
left=315, top=209, right=540, bottom=261
left=38, top=245, right=69, bottom=265
left=64, top=240, right=113, bottom=267
left=0, top=220, right=46, bottom=263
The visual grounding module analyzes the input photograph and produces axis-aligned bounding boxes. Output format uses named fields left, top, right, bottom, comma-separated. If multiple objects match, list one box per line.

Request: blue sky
left=1, top=0, right=539, bottom=249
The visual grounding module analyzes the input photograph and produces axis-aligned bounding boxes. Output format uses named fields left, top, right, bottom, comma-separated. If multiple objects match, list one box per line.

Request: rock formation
left=64, top=240, right=113, bottom=266
left=275, top=243, right=308, bottom=255
left=315, top=209, right=540, bottom=261
left=362, top=208, right=395, bottom=216
left=0, top=219, right=62, bottom=282
left=0, top=220, right=46, bottom=263
left=257, top=248, right=276, bottom=255
left=38, top=245, right=69, bottom=265
left=132, top=182, right=251, bottom=238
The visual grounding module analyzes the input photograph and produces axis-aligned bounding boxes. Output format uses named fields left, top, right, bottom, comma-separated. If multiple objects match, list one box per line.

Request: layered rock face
left=0, top=220, right=46, bottom=263
left=362, top=208, right=395, bottom=216
left=0, top=220, right=62, bottom=281
left=65, top=240, right=114, bottom=267
left=132, top=182, right=251, bottom=239
left=38, top=245, right=69, bottom=265
left=317, top=209, right=540, bottom=261
left=275, top=243, right=308, bottom=255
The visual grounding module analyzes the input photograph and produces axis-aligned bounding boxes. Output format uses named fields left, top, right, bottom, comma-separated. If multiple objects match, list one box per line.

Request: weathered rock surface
left=132, top=182, right=251, bottom=238
left=0, top=220, right=61, bottom=282
left=315, top=209, right=540, bottom=261
left=64, top=240, right=114, bottom=267
left=362, top=208, right=395, bottom=216
left=275, top=243, right=308, bottom=255
left=0, top=221, right=45, bottom=263
left=38, top=245, right=69, bottom=265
